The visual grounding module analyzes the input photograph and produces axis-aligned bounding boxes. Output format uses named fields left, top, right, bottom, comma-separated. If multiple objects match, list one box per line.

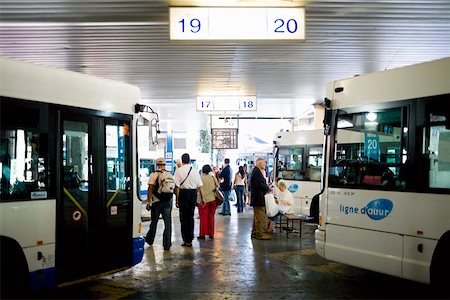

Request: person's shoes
left=197, top=236, right=205, bottom=240
left=181, top=242, right=192, bottom=247
left=209, top=236, right=214, bottom=239
left=164, top=247, right=170, bottom=251
left=145, top=237, right=153, bottom=246
left=218, top=212, right=224, bottom=215
left=223, top=213, right=231, bottom=216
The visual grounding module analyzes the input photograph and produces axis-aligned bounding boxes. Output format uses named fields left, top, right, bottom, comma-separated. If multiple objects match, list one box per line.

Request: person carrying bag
left=215, top=188, right=224, bottom=206
left=197, top=165, right=219, bottom=239
left=145, top=157, right=174, bottom=251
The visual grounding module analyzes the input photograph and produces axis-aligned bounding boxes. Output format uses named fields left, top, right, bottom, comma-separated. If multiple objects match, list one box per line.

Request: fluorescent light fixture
left=170, top=7, right=305, bottom=40
left=366, top=112, right=377, bottom=121
left=337, top=120, right=353, bottom=128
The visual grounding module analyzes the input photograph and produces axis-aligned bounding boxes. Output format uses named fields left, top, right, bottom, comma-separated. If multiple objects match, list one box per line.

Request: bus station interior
left=1, top=1, right=450, bottom=299
left=2, top=0, right=449, bottom=177
left=1, top=0, right=449, bottom=142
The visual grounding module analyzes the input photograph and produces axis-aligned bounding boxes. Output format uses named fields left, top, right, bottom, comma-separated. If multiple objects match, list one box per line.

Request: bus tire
left=0, top=236, right=30, bottom=299
left=430, top=231, right=450, bottom=299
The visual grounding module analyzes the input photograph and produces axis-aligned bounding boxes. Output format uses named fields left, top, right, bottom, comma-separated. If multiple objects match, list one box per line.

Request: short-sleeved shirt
left=174, top=164, right=203, bottom=189
left=147, top=171, right=161, bottom=203
left=199, top=174, right=218, bottom=203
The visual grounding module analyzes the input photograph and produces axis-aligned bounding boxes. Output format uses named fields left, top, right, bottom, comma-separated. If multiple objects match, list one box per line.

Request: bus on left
left=0, top=57, right=146, bottom=297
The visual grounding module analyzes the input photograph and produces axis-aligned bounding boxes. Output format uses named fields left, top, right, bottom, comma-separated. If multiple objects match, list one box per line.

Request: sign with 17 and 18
left=197, top=96, right=257, bottom=112
left=170, top=7, right=305, bottom=40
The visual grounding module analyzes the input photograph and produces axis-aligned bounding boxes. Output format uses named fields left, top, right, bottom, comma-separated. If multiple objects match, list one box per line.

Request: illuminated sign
left=197, top=96, right=256, bottom=111
left=212, top=128, right=238, bottom=149
left=170, top=7, right=305, bottom=40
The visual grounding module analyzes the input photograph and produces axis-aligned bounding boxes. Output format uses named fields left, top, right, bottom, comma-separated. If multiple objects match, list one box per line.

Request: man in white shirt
left=174, top=153, right=205, bottom=247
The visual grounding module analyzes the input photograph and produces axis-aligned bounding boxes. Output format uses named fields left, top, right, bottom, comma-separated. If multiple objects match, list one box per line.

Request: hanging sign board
left=197, top=96, right=257, bottom=112
left=212, top=128, right=238, bottom=149
left=170, top=7, right=305, bottom=41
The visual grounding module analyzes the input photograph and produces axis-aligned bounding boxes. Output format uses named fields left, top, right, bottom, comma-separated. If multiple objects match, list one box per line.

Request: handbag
left=215, top=189, right=224, bottom=206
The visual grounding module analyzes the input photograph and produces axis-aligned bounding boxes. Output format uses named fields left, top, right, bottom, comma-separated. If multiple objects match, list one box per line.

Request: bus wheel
left=430, top=232, right=450, bottom=298
left=0, top=237, right=30, bottom=299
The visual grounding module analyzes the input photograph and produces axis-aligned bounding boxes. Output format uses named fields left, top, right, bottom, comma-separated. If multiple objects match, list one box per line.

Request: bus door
left=58, top=113, right=132, bottom=283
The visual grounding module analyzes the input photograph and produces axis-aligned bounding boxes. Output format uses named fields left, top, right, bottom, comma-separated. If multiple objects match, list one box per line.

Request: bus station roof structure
left=1, top=0, right=449, bottom=131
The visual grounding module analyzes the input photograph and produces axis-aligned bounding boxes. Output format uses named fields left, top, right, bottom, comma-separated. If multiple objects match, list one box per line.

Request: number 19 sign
left=170, top=7, right=305, bottom=41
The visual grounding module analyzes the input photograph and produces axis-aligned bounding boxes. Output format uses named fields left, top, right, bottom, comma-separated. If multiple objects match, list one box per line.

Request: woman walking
left=233, top=166, right=247, bottom=213
left=197, top=165, right=219, bottom=239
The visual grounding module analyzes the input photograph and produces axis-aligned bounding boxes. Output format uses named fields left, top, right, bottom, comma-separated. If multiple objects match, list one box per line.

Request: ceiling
left=1, top=0, right=449, bottom=131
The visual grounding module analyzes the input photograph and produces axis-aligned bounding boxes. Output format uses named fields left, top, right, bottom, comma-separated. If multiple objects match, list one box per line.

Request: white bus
left=315, top=57, right=450, bottom=289
left=0, top=57, right=148, bottom=297
left=273, top=130, right=323, bottom=216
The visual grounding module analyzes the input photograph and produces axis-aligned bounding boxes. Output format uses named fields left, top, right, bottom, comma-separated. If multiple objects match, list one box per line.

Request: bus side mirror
left=323, top=98, right=332, bottom=136
left=150, top=118, right=160, bottom=146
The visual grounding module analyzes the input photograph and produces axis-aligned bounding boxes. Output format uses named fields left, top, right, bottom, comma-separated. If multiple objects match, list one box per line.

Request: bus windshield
left=277, top=145, right=322, bottom=181
left=329, top=107, right=407, bottom=190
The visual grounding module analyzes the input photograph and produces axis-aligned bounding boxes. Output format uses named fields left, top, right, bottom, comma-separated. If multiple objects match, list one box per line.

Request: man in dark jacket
left=218, top=158, right=232, bottom=215
left=250, top=157, right=272, bottom=240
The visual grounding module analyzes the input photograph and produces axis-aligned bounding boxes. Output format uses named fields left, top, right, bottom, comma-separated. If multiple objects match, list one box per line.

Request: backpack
left=153, top=170, right=175, bottom=201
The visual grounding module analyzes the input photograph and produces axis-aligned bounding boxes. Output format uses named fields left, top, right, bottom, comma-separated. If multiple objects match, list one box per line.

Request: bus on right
left=315, top=57, right=450, bottom=292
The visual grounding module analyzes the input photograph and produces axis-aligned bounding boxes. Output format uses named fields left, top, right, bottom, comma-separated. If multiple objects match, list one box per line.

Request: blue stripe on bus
left=132, top=236, right=145, bottom=266
left=29, top=267, right=56, bottom=290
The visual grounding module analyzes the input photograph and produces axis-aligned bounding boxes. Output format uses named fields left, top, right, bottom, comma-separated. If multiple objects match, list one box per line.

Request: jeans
left=235, top=185, right=245, bottom=213
left=146, top=199, right=172, bottom=249
left=221, top=190, right=231, bottom=215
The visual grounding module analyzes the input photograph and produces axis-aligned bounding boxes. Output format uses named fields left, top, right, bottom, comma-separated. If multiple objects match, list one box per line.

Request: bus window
left=277, top=147, right=304, bottom=180
left=276, top=144, right=322, bottom=182
left=106, top=123, right=130, bottom=192
left=0, top=103, right=50, bottom=201
left=329, top=108, right=406, bottom=190
left=306, top=146, right=322, bottom=181
left=426, top=110, right=450, bottom=189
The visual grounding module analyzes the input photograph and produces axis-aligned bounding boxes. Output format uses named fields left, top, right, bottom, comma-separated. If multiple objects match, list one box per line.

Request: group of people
left=248, top=158, right=293, bottom=240
left=215, top=158, right=251, bottom=215
left=145, top=153, right=294, bottom=250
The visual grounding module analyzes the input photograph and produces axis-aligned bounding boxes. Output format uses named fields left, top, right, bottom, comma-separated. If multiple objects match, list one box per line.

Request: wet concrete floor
left=34, top=204, right=437, bottom=299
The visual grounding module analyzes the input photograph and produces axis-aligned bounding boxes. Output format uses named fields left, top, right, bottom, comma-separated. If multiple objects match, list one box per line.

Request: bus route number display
left=170, top=7, right=305, bottom=40
left=212, top=129, right=238, bottom=149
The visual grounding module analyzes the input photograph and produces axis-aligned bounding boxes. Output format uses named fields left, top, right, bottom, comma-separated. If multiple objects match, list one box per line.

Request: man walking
left=218, top=158, right=233, bottom=216
left=250, top=157, right=272, bottom=240
left=174, top=153, right=205, bottom=247
left=145, top=157, right=174, bottom=250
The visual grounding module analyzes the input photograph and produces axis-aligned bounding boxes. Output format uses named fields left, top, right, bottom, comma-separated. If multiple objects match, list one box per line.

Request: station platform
left=34, top=202, right=435, bottom=299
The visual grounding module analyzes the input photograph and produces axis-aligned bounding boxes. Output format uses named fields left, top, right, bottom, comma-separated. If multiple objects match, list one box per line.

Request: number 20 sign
left=170, top=7, right=305, bottom=41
